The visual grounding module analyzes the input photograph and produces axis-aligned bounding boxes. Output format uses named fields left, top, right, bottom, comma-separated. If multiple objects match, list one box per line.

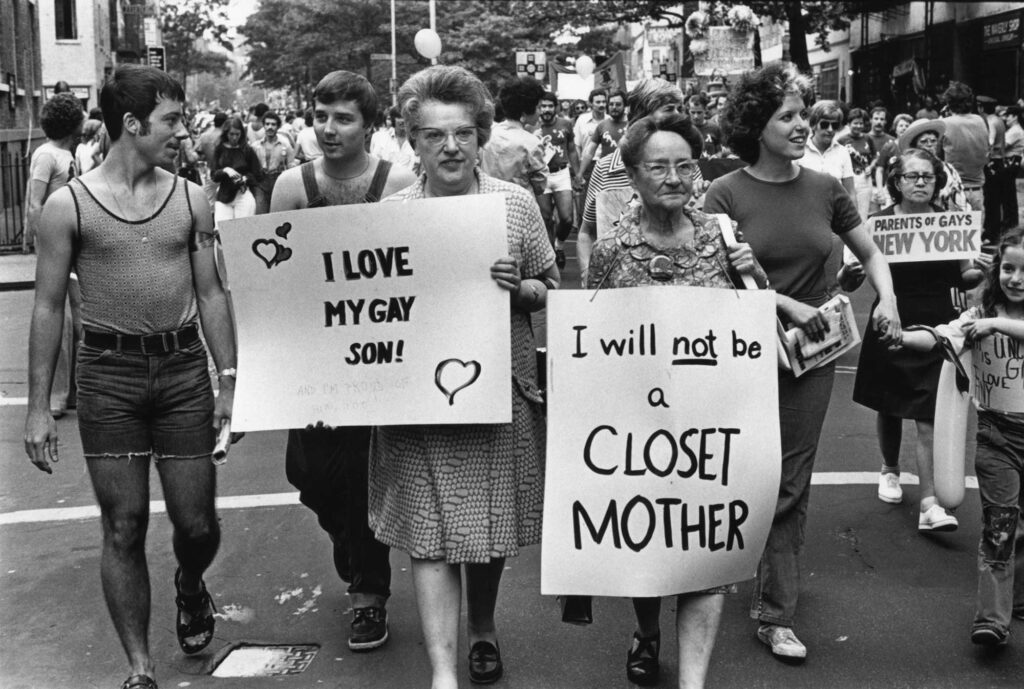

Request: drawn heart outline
left=434, top=359, right=482, bottom=406
left=251, top=238, right=292, bottom=269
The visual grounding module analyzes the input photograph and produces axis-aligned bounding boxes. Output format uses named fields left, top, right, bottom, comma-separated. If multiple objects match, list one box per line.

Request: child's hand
left=963, top=318, right=997, bottom=340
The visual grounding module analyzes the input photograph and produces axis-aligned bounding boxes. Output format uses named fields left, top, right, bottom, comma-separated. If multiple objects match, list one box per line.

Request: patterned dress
left=586, top=204, right=736, bottom=290
left=368, top=171, right=556, bottom=563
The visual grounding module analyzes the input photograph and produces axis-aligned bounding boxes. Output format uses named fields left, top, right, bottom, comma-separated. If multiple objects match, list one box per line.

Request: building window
left=818, top=60, right=839, bottom=100
left=55, top=0, right=78, bottom=40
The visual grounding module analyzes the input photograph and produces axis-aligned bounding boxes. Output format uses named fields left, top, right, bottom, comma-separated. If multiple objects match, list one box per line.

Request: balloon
left=575, top=55, right=595, bottom=79
left=414, top=29, right=442, bottom=60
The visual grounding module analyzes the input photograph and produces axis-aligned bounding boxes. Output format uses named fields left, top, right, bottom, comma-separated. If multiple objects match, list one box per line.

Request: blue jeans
left=76, top=338, right=215, bottom=458
left=751, top=363, right=835, bottom=627
left=973, top=411, right=1024, bottom=633
left=286, top=426, right=392, bottom=608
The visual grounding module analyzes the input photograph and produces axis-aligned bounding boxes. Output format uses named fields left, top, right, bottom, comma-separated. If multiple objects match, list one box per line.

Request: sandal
left=626, top=631, right=660, bottom=686
left=174, top=567, right=216, bottom=655
left=121, top=674, right=157, bottom=689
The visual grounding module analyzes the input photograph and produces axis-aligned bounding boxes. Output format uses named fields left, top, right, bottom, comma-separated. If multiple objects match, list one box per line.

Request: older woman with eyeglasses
left=899, top=119, right=968, bottom=213
left=853, top=148, right=986, bottom=528
left=368, top=65, right=558, bottom=689
left=586, top=112, right=767, bottom=689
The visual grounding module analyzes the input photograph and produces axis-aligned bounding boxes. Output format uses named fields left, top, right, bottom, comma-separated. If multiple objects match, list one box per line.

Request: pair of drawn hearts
left=252, top=238, right=292, bottom=269
left=435, top=359, right=482, bottom=406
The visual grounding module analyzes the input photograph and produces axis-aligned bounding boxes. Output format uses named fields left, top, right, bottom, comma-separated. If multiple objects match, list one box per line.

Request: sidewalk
left=0, top=251, right=37, bottom=291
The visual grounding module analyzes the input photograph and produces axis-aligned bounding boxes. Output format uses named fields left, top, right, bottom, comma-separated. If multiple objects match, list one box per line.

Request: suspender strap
left=364, top=160, right=393, bottom=203
left=300, top=161, right=326, bottom=207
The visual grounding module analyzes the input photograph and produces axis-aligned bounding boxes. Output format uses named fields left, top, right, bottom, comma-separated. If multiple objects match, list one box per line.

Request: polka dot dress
left=369, top=172, right=555, bottom=563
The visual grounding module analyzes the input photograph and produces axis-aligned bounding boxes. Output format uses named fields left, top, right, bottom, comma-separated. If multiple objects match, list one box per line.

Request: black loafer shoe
left=468, top=640, right=503, bottom=684
left=626, top=631, right=660, bottom=686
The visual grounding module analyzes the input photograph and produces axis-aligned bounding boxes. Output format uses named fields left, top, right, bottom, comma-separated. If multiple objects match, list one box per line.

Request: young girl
left=900, top=226, right=1024, bottom=646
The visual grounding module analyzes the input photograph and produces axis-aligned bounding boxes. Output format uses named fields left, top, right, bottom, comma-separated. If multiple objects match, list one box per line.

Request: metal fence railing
left=0, top=143, right=31, bottom=252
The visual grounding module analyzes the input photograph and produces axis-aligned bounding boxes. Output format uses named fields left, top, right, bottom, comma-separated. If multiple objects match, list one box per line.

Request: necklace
left=322, top=156, right=370, bottom=181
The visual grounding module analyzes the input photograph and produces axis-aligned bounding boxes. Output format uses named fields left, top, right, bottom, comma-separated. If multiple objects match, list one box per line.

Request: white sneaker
left=877, top=472, right=902, bottom=504
left=757, top=624, right=807, bottom=660
left=919, top=504, right=958, bottom=532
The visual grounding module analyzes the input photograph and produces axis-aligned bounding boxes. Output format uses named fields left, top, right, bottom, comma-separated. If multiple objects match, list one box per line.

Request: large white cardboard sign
left=541, top=287, right=781, bottom=597
left=973, top=334, right=1024, bottom=413
left=219, top=195, right=511, bottom=431
left=869, top=211, right=981, bottom=263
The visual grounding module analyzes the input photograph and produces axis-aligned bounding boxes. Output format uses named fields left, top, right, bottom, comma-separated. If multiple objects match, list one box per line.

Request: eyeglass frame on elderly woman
left=414, top=126, right=477, bottom=148
left=899, top=173, right=937, bottom=184
left=635, top=160, right=700, bottom=180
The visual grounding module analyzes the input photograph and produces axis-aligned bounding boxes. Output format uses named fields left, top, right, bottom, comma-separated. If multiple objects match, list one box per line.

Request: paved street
left=2, top=239, right=1024, bottom=689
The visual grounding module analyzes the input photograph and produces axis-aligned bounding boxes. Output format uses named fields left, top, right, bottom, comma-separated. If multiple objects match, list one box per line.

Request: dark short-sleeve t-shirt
left=703, top=167, right=862, bottom=302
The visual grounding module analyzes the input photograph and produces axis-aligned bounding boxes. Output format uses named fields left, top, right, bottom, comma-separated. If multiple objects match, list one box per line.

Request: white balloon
left=575, top=55, right=595, bottom=79
left=414, top=29, right=443, bottom=60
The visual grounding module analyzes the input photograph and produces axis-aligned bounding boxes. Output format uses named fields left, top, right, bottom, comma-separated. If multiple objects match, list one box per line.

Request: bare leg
left=553, top=189, right=575, bottom=247
left=536, top=194, right=556, bottom=247
left=676, top=593, right=724, bottom=689
left=876, top=414, right=902, bottom=471
left=157, top=456, right=220, bottom=594
left=632, top=596, right=661, bottom=637
left=914, top=420, right=937, bottom=509
left=465, top=558, right=504, bottom=646
left=87, top=455, right=155, bottom=678
left=411, top=558, right=461, bottom=689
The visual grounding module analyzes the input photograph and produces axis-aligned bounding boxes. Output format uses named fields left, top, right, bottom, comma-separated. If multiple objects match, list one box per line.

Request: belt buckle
left=140, top=332, right=170, bottom=355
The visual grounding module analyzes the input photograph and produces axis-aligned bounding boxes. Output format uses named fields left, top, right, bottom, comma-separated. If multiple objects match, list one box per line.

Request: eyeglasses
left=817, top=120, right=841, bottom=131
left=638, top=161, right=700, bottom=180
left=415, top=126, right=477, bottom=147
left=900, top=173, right=936, bottom=184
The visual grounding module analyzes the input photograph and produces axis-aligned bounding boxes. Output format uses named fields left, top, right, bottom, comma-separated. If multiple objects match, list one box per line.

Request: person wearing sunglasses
left=798, top=100, right=854, bottom=198
left=586, top=112, right=767, bottom=689
left=852, top=148, right=986, bottom=528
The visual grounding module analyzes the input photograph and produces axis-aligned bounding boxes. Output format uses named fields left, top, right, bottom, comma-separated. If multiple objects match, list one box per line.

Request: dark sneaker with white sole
left=349, top=606, right=388, bottom=651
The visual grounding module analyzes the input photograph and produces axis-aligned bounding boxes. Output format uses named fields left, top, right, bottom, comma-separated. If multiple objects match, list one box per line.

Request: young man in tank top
left=23, top=65, right=236, bottom=689
left=271, top=71, right=415, bottom=652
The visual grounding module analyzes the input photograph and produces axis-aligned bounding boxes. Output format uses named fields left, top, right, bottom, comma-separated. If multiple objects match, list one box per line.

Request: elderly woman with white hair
left=577, top=78, right=687, bottom=279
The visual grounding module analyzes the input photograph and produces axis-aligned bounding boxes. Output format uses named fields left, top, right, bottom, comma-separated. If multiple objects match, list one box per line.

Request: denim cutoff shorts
left=75, top=338, right=215, bottom=459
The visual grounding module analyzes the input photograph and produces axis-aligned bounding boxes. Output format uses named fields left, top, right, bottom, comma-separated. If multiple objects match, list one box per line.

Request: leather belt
left=963, top=186, right=982, bottom=191
left=548, top=162, right=568, bottom=173
left=83, top=323, right=201, bottom=355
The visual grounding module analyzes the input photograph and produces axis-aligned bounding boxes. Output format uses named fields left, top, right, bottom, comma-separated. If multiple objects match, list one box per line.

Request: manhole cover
left=212, top=643, right=320, bottom=677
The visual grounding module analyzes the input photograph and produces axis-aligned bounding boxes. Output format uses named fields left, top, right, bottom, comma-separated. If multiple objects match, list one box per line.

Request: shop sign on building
left=983, top=13, right=1021, bottom=50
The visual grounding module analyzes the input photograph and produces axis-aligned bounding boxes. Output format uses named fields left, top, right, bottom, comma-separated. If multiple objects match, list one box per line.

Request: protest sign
left=868, top=211, right=981, bottom=263
left=218, top=195, right=511, bottom=431
left=972, top=334, right=1024, bottom=413
left=541, top=287, right=781, bottom=597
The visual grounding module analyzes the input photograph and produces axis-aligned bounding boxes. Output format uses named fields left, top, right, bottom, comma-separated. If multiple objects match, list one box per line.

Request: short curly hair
left=718, top=62, right=812, bottom=165
left=399, top=65, right=494, bottom=149
left=619, top=112, right=704, bottom=168
left=497, top=76, right=545, bottom=120
left=885, top=148, right=947, bottom=205
left=41, top=93, right=84, bottom=141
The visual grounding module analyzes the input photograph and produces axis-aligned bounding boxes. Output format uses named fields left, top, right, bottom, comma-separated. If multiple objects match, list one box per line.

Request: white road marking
left=0, top=473, right=977, bottom=526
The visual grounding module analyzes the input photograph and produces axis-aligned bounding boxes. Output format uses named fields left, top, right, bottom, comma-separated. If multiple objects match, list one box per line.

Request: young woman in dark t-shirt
left=704, top=62, right=900, bottom=664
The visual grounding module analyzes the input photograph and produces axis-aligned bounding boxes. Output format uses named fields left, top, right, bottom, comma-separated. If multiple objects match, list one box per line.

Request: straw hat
left=899, top=118, right=945, bottom=151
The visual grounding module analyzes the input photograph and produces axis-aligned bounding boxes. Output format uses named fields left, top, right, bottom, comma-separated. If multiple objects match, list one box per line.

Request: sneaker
left=971, top=624, right=1009, bottom=646
left=919, top=504, right=958, bottom=532
left=877, top=472, right=902, bottom=504
left=555, top=249, right=567, bottom=270
left=757, top=624, right=807, bottom=661
left=348, top=606, right=388, bottom=651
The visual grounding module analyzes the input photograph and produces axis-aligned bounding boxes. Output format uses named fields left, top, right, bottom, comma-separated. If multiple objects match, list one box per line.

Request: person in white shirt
left=294, top=107, right=323, bottom=163
left=798, top=100, right=854, bottom=196
left=369, top=105, right=418, bottom=173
